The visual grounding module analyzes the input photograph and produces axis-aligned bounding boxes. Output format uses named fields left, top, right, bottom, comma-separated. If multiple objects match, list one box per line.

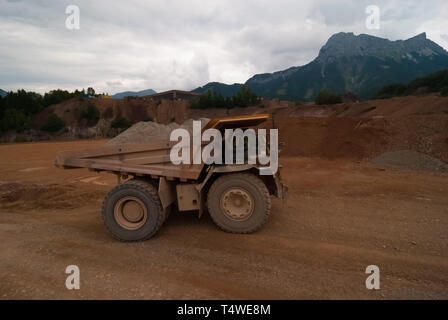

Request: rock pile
left=371, top=150, right=448, bottom=172
left=106, top=118, right=210, bottom=145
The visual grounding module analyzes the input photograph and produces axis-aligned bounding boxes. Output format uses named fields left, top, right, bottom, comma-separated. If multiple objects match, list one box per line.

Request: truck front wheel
left=207, top=173, right=271, bottom=233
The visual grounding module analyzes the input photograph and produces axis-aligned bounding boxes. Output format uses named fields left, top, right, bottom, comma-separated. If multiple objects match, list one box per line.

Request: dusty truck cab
left=55, top=114, right=287, bottom=241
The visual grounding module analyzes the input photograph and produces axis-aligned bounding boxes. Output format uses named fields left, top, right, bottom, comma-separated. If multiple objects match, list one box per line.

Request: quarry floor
left=0, top=139, right=447, bottom=299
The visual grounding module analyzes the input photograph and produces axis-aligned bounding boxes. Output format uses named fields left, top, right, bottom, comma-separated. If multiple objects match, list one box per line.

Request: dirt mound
left=274, top=93, right=448, bottom=118
left=0, top=182, right=104, bottom=210
left=267, top=115, right=448, bottom=163
left=106, top=118, right=210, bottom=145
left=266, top=117, right=388, bottom=159
left=371, top=150, right=448, bottom=172
left=27, top=93, right=448, bottom=162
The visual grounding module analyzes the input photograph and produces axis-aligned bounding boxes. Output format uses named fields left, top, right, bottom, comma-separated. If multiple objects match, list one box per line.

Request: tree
left=87, top=87, right=95, bottom=96
left=77, top=103, right=100, bottom=126
left=41, top=114, right=65, bottom=132
left=0, top=88, right=84, bottom=135
left=441, top=87, right=448, bottom=97
left=373, top=69, right=448, bottom=99
left=0, top=108, right=31, bottom=133
left=43, top=89, right=78, bottom=107
left=1, top=89, right=44, bottom=115
left=111, top=117, right=133, bottom=130
left=190, top=86, right=260, bottom=109
left=374, top=83, right=407, bottom=99
left=315, top=89, right=342, bottom=105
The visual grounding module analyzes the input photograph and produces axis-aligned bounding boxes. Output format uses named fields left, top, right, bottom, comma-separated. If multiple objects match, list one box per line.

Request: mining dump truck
left=54, top=114, right=287, bottom=241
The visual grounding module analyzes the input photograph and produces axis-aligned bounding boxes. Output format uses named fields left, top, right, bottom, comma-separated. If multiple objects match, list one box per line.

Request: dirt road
left=0, top=140, right=447, bottom=299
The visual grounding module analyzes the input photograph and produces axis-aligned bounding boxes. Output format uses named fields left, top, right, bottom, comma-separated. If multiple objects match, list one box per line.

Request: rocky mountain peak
left=317, top=32, right=447, bottom=63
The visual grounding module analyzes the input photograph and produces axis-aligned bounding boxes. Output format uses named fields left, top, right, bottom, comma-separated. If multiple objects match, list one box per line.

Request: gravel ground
left=371, top=150, right=448, bottom=172
left=0, top=140, right=447, bottom=299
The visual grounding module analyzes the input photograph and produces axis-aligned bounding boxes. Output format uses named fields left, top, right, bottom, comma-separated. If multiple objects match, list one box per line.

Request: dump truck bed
left=54, top=114, right=271, bottom=181
left=55, top=140, right=203, bottom=180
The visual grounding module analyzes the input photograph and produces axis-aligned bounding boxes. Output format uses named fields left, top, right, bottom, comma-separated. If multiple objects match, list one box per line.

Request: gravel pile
left=371, top=150, right=448, bottom=172
left=106, top=118, right=210, bottom=146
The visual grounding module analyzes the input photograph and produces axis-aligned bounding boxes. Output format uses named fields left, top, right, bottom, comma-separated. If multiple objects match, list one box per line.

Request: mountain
left=244, top=32, right=448, bottom=101
left=111, top=89, right=156, bottom=99
left=192, top=82, right=243, bottom=97
left=0, top=89, right=6, bottom=97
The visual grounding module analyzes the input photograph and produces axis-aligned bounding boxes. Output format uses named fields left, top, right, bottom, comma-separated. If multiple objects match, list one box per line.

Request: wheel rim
left=114, top=196, right=147, bottom=230
left=220, top=187, right=254, bottom=221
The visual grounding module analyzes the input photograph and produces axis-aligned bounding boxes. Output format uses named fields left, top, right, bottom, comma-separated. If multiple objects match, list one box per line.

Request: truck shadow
left=162, top=206, right=216, bottom=231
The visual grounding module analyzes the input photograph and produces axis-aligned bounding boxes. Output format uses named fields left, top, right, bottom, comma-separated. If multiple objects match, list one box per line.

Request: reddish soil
left=0, top=140, right=447, bottom=299
left=32, top=94, right=448, bottom=162
left=270, top=115, right=448, bottom=162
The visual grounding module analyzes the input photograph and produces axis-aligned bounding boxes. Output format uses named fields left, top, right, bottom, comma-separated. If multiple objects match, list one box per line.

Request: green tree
left=190, top=86, right=260, bottom=109
left=77, top=103, right=100, bottom=126
left=441, top=87, right=448, bottom=97
left=1, top=89, right=44, bottom=115
left=0, top=88, right=85, bottom=135
left=43, top=89, right=79, bottom=107
left=87, top=87, right=95, bottom=96
left=374, top=83, right=408, bottom=99
left=0, top=108, right=31, bottom=133
left=315, top=89, right=342, bottom=105
left=374, top=69, right=448, bottom=99
left=41, top=114, right=65, bottom=132
left=111, top=117, right=133, bottom=130
left=407, top=69, right=448, bottom=93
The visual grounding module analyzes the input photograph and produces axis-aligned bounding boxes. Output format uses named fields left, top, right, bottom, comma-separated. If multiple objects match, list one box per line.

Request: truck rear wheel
left=207, top=173, right=271, bottom=233
left=101, top=179, right=164, bottom=241
left=124, top=179, right=171, bottom=224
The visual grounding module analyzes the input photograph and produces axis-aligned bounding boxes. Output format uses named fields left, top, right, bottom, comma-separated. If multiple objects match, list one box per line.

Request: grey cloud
left=0, top=0, right=447, bottom=94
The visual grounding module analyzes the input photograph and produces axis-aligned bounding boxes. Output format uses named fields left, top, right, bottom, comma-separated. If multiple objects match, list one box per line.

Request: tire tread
left=207, top=173, right=271, bottom=234
left=101, top=179, right=164, bottom=242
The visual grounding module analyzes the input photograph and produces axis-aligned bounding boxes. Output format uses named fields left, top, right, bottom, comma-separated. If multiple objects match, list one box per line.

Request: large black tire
left=124, top=179, right=171, bottom=224
left=101, top=179, right=164, bottom=241
left=207, top=173, right=271, bottom=233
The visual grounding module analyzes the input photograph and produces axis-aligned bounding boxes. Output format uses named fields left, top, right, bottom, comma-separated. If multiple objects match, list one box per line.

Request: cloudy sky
left=0, top=0, right=447, bottom=94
